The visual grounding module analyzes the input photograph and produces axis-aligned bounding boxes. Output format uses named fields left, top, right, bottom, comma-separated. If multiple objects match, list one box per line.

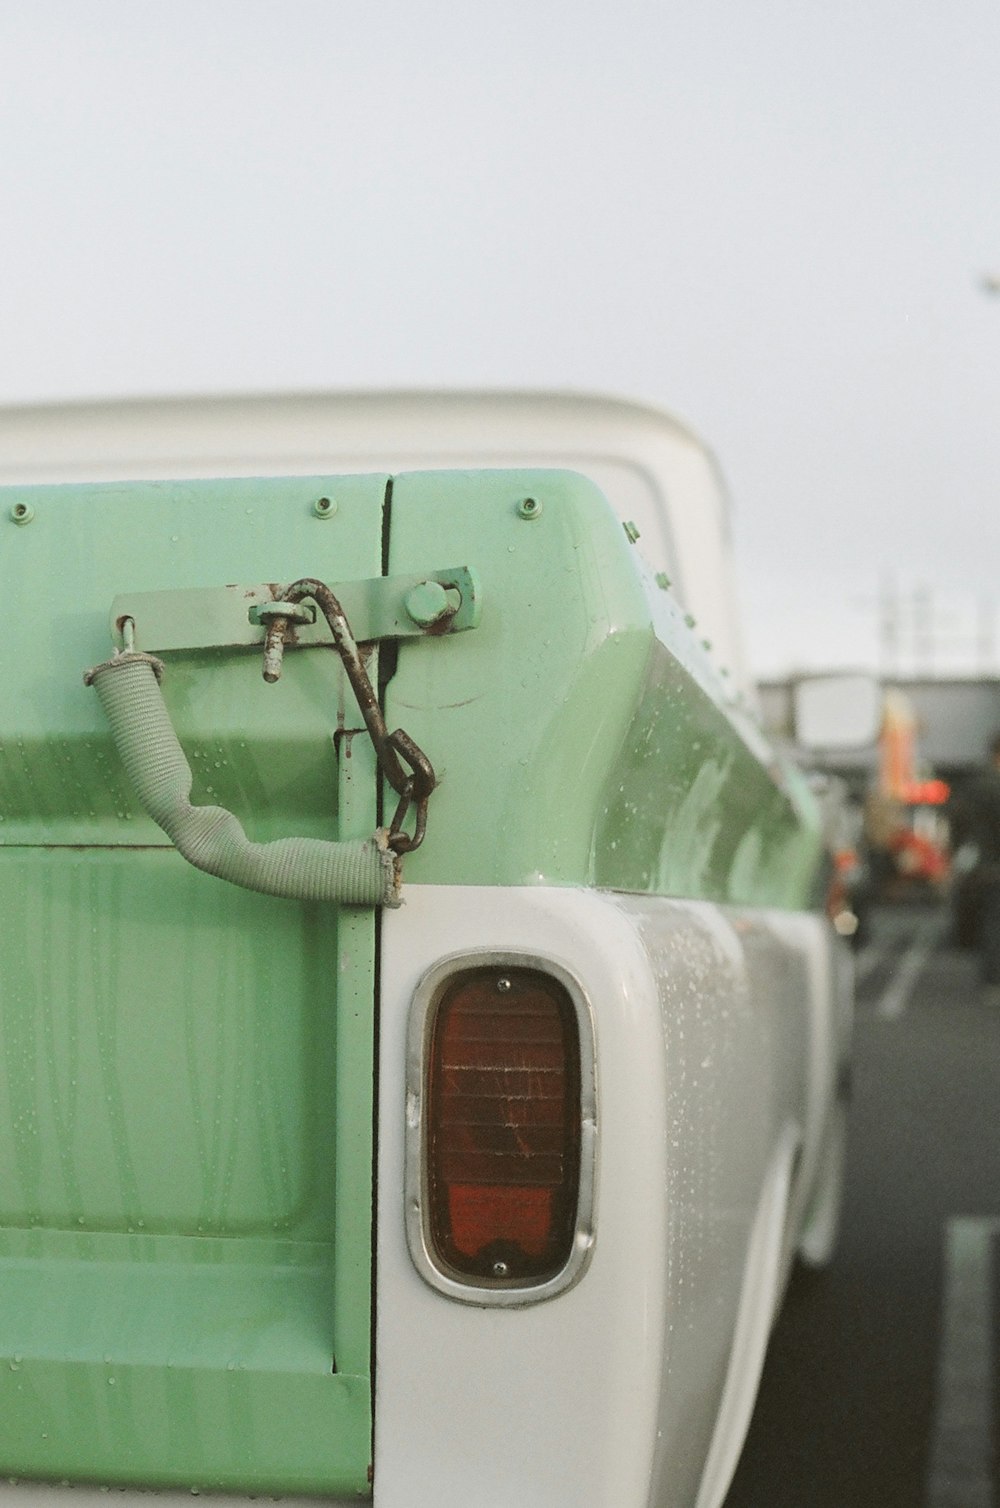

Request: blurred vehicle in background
left=806, top=771, right=872, bottom=947
left=791, top=675, right=882, bottom=946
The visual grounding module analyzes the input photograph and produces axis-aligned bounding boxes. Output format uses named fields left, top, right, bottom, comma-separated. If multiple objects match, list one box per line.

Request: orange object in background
left=899, top=778, right=950, bottom=806
left=866, top=688, right=951, bottom=890
left=880, top=689, right=918, bottom=801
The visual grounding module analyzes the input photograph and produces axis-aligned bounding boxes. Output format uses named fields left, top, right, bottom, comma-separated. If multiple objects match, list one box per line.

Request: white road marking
left=927, top=1216, right=999, bottom=1508
left=874, top=915, right=946, bottom=1020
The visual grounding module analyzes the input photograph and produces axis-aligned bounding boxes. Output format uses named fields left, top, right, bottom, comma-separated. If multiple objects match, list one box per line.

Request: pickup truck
left=0, top=392, right=851, bottom=1508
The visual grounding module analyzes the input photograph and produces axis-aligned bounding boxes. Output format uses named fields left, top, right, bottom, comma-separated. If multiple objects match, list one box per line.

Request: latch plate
left=110, top=568, right=481, bottom=653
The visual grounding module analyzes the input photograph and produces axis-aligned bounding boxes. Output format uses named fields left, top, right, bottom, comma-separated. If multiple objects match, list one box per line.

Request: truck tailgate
left=0, top=475, right=384, bottom=1495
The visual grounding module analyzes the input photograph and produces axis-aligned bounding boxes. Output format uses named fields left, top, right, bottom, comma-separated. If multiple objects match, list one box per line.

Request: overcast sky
left=2, top=2, right=998, bottom=677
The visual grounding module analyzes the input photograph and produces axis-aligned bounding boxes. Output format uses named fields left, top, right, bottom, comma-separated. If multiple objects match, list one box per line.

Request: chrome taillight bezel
left=404, top=950, right=598, bottom=1307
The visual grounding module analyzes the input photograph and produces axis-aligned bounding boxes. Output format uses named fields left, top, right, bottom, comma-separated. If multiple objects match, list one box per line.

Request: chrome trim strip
left=404, top=949, right=598, bottom=1307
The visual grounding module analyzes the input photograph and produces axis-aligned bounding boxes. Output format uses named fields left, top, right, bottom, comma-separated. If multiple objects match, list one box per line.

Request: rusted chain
left=262, top=577, right=436, bottom=854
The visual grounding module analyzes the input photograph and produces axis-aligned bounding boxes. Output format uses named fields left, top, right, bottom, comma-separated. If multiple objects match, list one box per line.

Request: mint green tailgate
left=0, top=477, right=385, bottom=1495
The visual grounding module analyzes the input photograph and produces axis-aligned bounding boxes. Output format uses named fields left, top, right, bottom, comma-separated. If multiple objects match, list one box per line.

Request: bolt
left=10, top=502, right=33, bottom=526
left=517, top=496, right=542, bottom=520
left=404, top=580, right=453, bottom=628
left=261, top=619, right=288, bottom=683
left=313, top=496, right=336, bottom=519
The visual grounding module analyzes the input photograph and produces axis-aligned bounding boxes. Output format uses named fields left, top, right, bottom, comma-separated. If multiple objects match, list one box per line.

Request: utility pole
left=913, top=583, right=934, bottom=676
left=879, top=574, right=899, bottom=677
left=978, top=593, right=996, bottom=673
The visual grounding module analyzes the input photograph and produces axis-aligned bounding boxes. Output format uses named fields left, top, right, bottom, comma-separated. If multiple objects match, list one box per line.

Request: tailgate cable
left=84, top=580, right=437, bottom=908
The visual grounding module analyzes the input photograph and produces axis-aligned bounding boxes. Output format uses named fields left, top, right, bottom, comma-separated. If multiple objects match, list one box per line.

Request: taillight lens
left=425, top=967, right=581, bottom=1285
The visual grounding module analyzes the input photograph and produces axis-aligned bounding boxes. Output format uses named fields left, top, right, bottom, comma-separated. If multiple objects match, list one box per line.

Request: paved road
left=725, top=904, right=1000, bottom=1508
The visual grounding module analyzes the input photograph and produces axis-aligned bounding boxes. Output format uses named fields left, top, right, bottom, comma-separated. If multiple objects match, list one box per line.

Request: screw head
left=492, top=1261, right=510, bottom=1279
left=404, top=580, right=453, bottom=628
left=10, top=502, right=33, bottom=525
left=496, top=976, right=512, bottom=993
left=517, top=496, right=542, bottom=520
left=313, top=495, right=336, bottom=518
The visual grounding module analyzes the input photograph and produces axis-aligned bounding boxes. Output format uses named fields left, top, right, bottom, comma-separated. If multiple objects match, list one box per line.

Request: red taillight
left=426, top=967, right=581, bottom=1284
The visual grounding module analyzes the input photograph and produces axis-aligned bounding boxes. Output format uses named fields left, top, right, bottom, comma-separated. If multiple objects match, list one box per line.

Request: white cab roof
left=0, top=389, right=752, bottom=692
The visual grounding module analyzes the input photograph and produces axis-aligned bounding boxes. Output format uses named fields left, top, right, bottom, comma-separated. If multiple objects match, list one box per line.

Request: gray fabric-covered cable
left=85, top=652, right=400, bottom=906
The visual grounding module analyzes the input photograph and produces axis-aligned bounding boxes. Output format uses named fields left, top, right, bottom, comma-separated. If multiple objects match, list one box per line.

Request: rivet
left=313, top=496, right=336, bottom=519
left=655, top=572, right=671, bottom=590
left=623, top=519, right=640, bottom=543
left=10, top=502, right=33, bottom=526
left=517, top=496, right=542, bottom=520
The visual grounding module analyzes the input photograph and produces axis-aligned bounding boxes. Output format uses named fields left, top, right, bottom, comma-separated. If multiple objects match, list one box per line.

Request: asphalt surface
left=724, top=904, right=1000, bottom=1508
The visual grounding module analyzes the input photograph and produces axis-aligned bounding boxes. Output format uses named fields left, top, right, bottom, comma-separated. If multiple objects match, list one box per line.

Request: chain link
left=260, top=577, right=436, bottom=853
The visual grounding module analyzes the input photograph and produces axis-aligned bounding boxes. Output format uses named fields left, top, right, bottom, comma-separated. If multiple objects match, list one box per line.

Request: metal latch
left=109, top=567, right=481, bottom=654
left=103, top=570, right=474, bottom=857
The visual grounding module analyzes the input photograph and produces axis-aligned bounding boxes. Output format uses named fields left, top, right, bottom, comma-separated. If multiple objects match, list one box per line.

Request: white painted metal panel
left=374, top=885, right=837, bottom=1508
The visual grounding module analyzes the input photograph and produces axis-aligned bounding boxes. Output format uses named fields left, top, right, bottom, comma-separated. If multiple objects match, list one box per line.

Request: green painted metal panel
left=1, top=474, right=388, bottom=848
left=385, top=469, right=822, bottom=906
left=0, top=476, right=380, bottom=1494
